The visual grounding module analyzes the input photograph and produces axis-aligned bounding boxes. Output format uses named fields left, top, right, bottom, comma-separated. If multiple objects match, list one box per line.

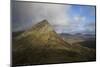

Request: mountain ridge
left=12, top=19, right=96, bottom=66
left=15, top=19, right=71, bottom=49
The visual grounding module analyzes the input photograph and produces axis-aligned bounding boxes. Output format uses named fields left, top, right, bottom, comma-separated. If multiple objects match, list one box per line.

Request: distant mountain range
left=12, top=20, right=96, bottom=66
left=60, top=33, right=95, bottom=40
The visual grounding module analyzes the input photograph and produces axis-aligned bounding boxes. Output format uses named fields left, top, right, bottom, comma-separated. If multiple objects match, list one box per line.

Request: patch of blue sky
left=68, top=5, right=95, bottom=23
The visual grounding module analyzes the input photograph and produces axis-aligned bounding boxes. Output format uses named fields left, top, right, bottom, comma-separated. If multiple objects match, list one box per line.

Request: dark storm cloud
left=12, top=1, right=71, bottom=32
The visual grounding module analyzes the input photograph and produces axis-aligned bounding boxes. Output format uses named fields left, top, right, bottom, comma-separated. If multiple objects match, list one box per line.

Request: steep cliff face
left=12, top=20, right=96, bottom=66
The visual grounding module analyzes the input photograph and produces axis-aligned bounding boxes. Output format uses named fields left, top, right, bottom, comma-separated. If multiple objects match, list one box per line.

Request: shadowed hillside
left=12, top=20, right=96, bottom=66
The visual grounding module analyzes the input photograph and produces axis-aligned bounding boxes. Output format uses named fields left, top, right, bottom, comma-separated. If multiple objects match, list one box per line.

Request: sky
left=12, top=1, right=96, bottom=34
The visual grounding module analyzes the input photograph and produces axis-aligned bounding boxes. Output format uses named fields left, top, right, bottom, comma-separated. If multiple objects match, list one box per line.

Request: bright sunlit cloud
left=74, top=15, right=86, bottom=22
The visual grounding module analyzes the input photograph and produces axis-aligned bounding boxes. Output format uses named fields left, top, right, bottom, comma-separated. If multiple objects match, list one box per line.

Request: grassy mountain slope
left=12, top=20, right=96, bottom=66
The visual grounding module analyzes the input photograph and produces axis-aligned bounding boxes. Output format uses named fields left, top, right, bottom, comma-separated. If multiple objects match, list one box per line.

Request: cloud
left=84, top=22, right=95, bottom=33
left=12, top=2, right=71, bottom=32
left=12, top=2, right=95, bottom=34
left=73, top=15, right=86, bottom=22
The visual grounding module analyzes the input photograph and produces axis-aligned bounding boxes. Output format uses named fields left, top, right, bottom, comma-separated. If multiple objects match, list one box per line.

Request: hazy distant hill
left=12, top=20, right=96, bottom=66
left=60, top=33, right=96, bottom=49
